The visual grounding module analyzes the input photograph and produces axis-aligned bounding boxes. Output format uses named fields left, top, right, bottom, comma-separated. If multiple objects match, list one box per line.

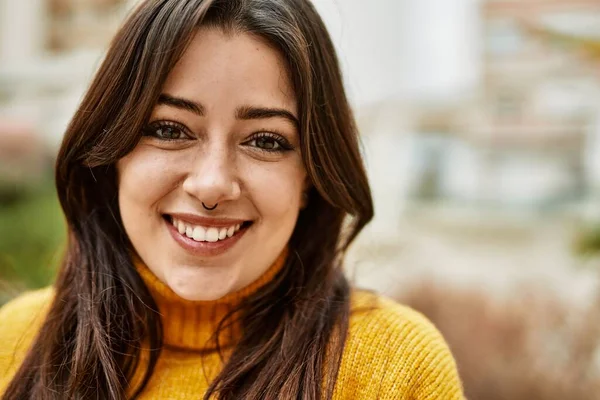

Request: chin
left=173, top=286, right=230, bottom=302
left=165, top=267, right=236, bottom=302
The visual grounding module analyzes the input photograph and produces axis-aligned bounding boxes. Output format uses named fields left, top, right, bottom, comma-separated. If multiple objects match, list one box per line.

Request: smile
left=163, top=214, right=252, bottom=257
left=171, top=217, right=242, bottom=242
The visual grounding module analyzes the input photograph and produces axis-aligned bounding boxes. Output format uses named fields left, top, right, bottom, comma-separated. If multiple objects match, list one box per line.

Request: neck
left=134, top=249, right=287, bottom=351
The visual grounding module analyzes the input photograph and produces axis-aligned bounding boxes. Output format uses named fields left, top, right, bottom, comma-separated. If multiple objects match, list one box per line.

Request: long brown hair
left=2, top=0, right=373, bottom=399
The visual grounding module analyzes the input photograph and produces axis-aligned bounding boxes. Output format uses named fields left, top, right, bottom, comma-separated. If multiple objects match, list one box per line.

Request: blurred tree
left=0, top=177, right=65, bottom=306
left=524, top=23, right=600, bottom=69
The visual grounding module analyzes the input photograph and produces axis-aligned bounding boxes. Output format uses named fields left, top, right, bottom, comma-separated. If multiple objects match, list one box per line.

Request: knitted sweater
left=0, top=256, right=464, bottom=399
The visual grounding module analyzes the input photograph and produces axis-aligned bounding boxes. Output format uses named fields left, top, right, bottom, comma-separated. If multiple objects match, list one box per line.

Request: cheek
left=243, top=159, right=306, bottom=219
left=117, top=149, right=180, bottom=218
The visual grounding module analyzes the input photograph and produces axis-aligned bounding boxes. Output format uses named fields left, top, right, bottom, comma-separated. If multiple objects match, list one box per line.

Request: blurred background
left=1, top=0, right=600, bottom=398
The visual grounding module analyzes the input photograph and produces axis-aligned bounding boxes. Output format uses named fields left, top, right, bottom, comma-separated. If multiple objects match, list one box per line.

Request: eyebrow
left=158, top=94, right=205, bottom=115
left=157, top=93, right=299, bottom=128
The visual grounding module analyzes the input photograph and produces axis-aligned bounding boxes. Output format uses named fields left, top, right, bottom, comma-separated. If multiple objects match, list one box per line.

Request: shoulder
left=0, top=287, right=54, bottom=389
left=334, top=290, right=464, bottom=399
left=348, top=290, right=444, bottom=345
left=349, top=289, right=433, bottom=330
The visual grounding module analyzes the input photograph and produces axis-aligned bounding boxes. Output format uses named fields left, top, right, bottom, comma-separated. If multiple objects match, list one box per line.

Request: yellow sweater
left=0, top=256, right=464, bottom=399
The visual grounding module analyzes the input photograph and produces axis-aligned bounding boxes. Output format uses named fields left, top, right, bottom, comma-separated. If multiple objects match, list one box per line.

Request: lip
left=164, top=215, right=250, bottom=257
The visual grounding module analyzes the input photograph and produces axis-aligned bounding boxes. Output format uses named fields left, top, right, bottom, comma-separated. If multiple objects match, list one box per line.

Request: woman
left=0, top=0, right=464, bottom=399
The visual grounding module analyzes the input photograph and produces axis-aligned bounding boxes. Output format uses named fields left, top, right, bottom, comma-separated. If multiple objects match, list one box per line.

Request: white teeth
left=206, top=227, right=219, bottom=242
left=192, top=226, right=206, bottom=241
left=170, top=216, right=246, bottom=243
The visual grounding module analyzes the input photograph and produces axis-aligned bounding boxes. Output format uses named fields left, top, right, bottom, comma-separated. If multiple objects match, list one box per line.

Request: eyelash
left=244, top=132, right=294, bottom=153
left=142, top=120, right=191, bottom=141
left=142, top=120, right=294, bottom=153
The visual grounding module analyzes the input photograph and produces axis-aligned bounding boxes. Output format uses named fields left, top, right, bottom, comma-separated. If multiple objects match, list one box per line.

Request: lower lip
left=165, top=218, right=249, bottom=257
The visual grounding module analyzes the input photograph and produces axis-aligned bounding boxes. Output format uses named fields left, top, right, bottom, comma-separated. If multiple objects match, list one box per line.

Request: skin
left=117, top=27, right=307, bottom=301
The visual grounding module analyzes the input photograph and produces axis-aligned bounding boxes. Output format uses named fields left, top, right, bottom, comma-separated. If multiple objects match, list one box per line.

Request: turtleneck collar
left=133, top=249, right=287, bottom=352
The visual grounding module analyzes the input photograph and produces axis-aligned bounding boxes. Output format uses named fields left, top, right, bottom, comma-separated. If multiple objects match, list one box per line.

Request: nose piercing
left=202, top=202, right=218, bottom=211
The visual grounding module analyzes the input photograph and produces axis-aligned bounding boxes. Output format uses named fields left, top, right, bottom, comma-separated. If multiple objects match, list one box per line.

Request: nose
left=182, top=144, right=241, bottom=207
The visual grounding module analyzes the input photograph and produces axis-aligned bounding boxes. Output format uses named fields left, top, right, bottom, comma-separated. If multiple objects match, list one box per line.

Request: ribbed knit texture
left=0, top=257, right=464, bottom=399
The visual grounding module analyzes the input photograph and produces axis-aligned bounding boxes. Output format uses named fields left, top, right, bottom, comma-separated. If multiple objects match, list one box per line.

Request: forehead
left=161, top=27, right=297, bottom=116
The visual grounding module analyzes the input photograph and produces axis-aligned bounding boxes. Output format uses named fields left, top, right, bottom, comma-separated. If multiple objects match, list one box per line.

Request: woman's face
left=117, top=27, right=306, bottom=301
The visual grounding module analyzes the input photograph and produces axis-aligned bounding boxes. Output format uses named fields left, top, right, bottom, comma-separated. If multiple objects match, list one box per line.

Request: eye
left=244, top=132, right=293, bottom=153
left=143, top=121, right=192, bottom=141
left=254, top=136, right=280, bottom=150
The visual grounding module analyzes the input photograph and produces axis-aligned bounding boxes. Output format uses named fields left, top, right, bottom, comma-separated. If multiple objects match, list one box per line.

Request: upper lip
left=166, top=212, right=249, bottom=228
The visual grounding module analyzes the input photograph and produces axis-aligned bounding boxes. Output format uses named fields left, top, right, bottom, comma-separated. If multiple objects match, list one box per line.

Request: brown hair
left=2, top=0, right=373, bottom=399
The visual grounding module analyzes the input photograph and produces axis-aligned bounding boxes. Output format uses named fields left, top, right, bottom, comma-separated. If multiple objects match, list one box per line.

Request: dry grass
left=395, top=280, right=600, bottom=400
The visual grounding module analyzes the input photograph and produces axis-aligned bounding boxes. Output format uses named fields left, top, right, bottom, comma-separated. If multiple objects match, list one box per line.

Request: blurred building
left=0, top=0, right=134, bottom=152
left=46, top=0, right=126, bottom=52
left=405, top=0, right=600, bottom=212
